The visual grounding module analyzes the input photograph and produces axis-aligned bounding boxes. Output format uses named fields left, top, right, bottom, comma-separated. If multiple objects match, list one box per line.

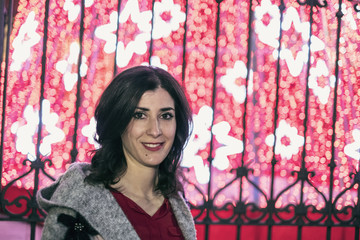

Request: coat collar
left=38, top=162, right=196, bottom=240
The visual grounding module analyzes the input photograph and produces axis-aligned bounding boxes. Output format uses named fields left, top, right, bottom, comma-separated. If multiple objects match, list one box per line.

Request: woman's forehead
left=137, top=88, right=175, bottom=109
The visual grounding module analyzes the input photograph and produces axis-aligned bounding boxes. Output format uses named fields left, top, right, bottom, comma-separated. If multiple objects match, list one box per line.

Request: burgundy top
left=110, top=189, right=184, bottom=240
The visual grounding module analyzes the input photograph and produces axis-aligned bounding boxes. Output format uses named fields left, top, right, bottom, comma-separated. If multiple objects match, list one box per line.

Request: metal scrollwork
left=348, top=0, right=360, bottom=12
left=297, top=0, right=328, bottom=8
left=1, top=157, right=54, bottom=220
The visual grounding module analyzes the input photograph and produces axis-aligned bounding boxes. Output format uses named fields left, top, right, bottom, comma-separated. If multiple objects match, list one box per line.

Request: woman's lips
left=142, top=143, right=164, bottom=151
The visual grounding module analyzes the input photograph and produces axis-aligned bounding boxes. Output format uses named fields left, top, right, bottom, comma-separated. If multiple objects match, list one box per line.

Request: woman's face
left=121, top=87, right=176, bottom=169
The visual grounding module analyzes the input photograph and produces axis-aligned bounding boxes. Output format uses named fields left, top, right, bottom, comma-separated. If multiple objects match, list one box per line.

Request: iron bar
left=235, top=0, right=255, bottom=238
left=327, top=0, right=344, bottom=239
left=181, top=0, right=189, bottom=87
left=70, top=0, right=86, bottom=163
left=31, top=0, right=52, bottom=238
left=203, top=0, right=223, bottom=238
left=0, top=0, right=12, bottom=211
left=113, top=0, right=123, bottom=77
left=267, top=1, right=286, bottom=239
left=149, top=0, right=156, bottom=63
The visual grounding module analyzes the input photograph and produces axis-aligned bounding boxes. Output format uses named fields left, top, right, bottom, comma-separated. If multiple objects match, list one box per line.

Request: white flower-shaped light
left=254, top=0, right=281, bottom=48
left=308, top=59, right=332, bottom=104
left=265, top=120, right=304, bottom=160
left=141, top=56, right=169, bottom=71
left=344, top=129, right=360, bottom=161
left=63, top=0, right=94, bottom=22
left=220, top=60, right=253, bottom=104
left=152, top=0, right=186, bottom=39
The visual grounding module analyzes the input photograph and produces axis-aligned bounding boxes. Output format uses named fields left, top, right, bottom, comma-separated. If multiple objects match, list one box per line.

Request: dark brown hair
left=85, top=66, right=192, bottom=197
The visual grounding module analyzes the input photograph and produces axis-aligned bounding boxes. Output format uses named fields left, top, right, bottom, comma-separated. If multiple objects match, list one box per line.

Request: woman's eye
left=133, top=112, right=145, bottom=119
left=161, top=112, right=174, bottom=120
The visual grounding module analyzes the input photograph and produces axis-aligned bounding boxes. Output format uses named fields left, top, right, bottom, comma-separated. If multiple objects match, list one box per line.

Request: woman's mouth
left=143, top=143, right=164, bottom=151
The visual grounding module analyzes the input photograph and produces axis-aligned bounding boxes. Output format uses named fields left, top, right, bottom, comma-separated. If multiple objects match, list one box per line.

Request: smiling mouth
left=143, top=143, right=164, bottom=151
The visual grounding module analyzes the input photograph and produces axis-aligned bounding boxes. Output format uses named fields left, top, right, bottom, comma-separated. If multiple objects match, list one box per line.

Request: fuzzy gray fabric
left=37, top=163, right=196, bottom=240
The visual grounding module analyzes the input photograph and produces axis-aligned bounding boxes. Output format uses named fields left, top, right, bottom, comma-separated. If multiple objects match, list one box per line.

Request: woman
left=37, top=66, right=196, bottom=240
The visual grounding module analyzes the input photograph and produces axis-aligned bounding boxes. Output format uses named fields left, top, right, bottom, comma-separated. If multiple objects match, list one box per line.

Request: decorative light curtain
left=1, top=0, right=360, bottom=239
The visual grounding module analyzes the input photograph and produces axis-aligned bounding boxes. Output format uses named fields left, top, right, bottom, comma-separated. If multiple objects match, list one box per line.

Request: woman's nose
left=146, top=118, right=162, bottom=137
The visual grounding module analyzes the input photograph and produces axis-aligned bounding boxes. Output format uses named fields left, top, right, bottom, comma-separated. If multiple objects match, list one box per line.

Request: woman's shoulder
left=64, top=162, right=92, bottom=177
left=168, top=192, right=190, bottom=210
left=37, top=162, right=102, bottom=211
left=168, top=192, right=196, bottom=240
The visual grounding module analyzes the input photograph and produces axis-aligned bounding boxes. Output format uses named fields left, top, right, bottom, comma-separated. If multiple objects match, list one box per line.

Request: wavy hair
left=85, top=66, right=192, bottom=197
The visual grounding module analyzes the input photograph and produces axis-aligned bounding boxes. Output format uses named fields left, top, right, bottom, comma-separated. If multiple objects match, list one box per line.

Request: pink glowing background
left=1, top=0, right=360, bottom=213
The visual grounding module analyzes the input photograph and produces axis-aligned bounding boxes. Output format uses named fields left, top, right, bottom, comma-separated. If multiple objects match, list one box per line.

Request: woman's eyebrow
left=160, top=107, right=175, bottom=112
left=135, top=107, right=175, bottom=111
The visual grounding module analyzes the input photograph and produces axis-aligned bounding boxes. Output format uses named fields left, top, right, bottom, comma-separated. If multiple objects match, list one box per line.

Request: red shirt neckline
left=111, top=189, right=168, bottom=219
left=110, top=188, right=184, bottom=240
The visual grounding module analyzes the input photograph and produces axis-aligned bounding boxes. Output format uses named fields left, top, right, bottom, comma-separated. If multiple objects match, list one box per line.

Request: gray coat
left=37, top=163, right=196, bottom=240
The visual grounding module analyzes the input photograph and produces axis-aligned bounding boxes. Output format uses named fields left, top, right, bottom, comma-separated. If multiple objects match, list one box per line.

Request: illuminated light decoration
left=63, top=0, right=80, bottom=22
left=149, top=56, right=168, bottom=70
left=141, top=56, right=169, bottom=70
left=10, top=100, right=65, bottom=161
left=10, top=11, right=41, bottom=71
left=94, top=11, right=120, bottom=54
left=219, top=60, right=253, bottom=104
left=344, top=129, right=360, bottom=161
left=340, top=3, right=358, bottom=30
left=152, top=0, right=186, bottom=39
left=182, top=105, right=243, bottom=182
left=273, top=7, right=325, bottom=77
left=1, top=0, right=360, bottom=228
left=182, top=106, right=212, bottom=184
left=308, top=59, right=331, bottom=104
left=63, top=0, right=95, bottom=22
left=81, top=117, right=100, bottom=149
left=254, top=0, right=280, bottom=48
left=211, top=121, right=243, bottom=171
left=265, top=120, right=305, bottom=160
left=55, top=42, right=88, bottom=91
left=94, top=0, right=152, bottom=67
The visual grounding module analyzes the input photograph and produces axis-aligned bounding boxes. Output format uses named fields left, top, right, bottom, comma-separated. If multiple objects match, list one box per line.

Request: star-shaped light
left=212, top=121, right=243, bottom=171
left=344, top=129, right=360, bottom=161
left=272, top=7, right=325, bottom=77
left=10, top=11, right=41, bottom=71
left=182, top=106, right=213, bottom=184
left=265, top=120, right=304, bottom=160
left=95, top=0, right=152, bottom=68
left=182, top=105, right=244, bottom=183
left=220, top=60, right=253, bottom=104
left=10, top=100, right=65, bottom=161
left=152, top=0, right=186, bottom=39
left=55, top=42, right=88, bottom=91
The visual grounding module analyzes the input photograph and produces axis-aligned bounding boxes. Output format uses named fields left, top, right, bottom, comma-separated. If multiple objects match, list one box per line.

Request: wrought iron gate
left=1, top=0, right=360, bottom=239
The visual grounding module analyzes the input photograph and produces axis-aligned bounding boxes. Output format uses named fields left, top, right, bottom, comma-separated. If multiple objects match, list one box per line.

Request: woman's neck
left=111, top=162, right=160, bottom=199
